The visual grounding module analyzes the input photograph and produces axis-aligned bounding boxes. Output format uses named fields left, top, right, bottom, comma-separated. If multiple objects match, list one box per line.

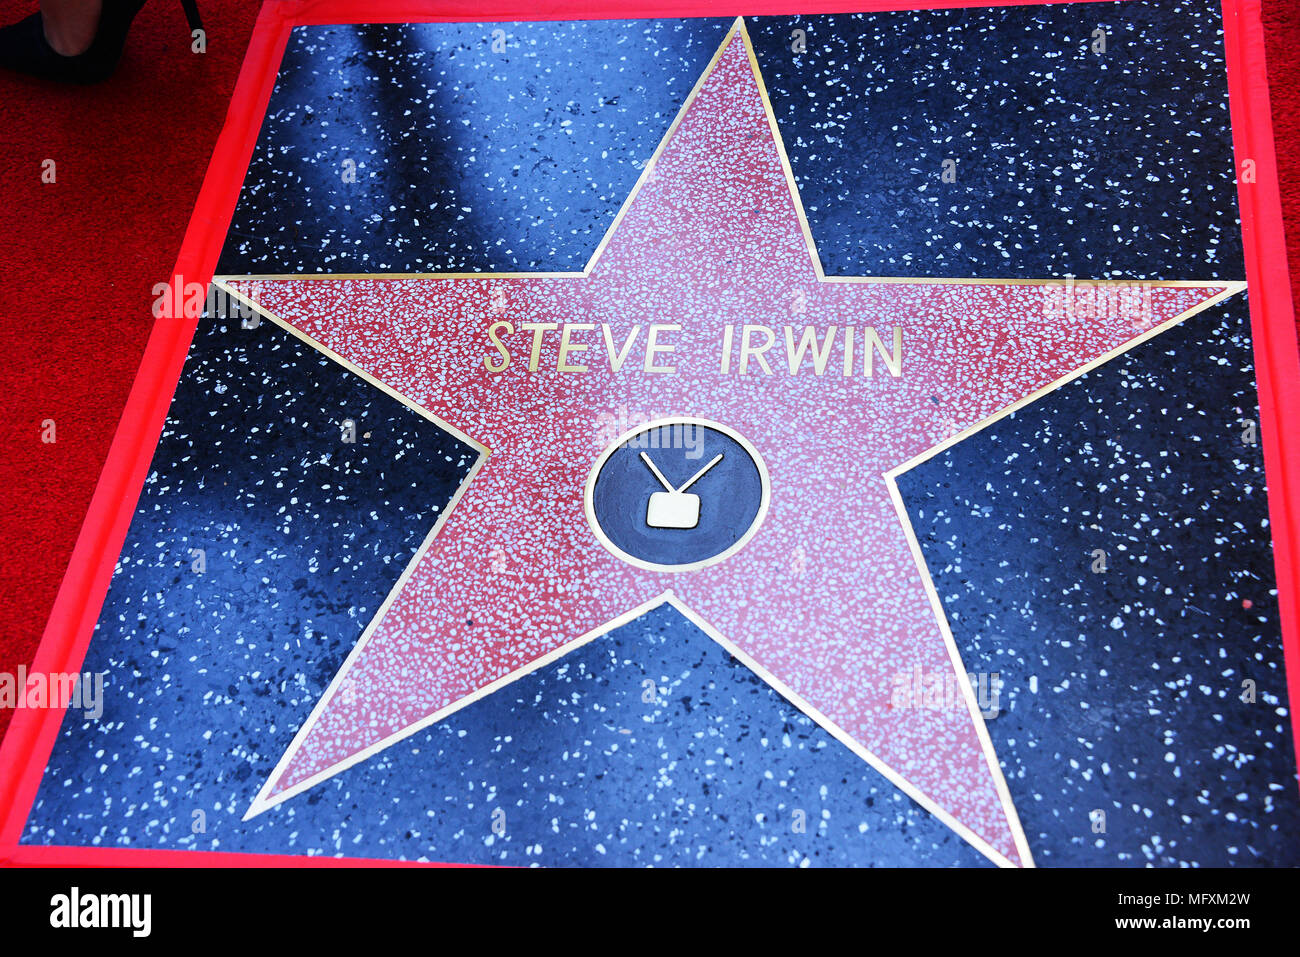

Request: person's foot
left=42, top=0, right=104, bottom=57
left=0, top=0, right=144, bottom=84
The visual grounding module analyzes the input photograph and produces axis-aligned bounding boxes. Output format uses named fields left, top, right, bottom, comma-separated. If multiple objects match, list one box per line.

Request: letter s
left=484, top=320, right=513, bottom=373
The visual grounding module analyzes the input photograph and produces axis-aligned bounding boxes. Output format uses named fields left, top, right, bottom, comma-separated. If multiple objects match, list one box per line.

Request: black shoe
left=0, top=0, right=151, bottom=84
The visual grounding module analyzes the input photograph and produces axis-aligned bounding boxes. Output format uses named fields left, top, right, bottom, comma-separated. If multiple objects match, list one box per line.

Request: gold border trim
left=211, top=281, right=497, bottom=825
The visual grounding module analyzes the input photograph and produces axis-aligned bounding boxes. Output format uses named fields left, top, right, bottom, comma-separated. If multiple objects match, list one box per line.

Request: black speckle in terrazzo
left=748, top=0, right=1243, bottom=279
left=23, top=302, right=477, bottom=848
left=25, top=601, right=990, bottom=866
left=896, top=293, right=1300, bottom=866
left=217, top=19, right=732, bottom=275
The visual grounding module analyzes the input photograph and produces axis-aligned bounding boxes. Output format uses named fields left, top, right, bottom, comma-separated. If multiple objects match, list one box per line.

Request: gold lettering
left=740, top=324, right=775, bottom=375
left=483, top=320, right=513, bottom=373
left=558, top=323, right=593, bottom=373
left=601, top=325, right=642, bottom=372
left=519, top=322, right=558, bottom=372
left=863, top=327, right=903, bottom=377
left=785, top=325, right=837, bottom=375
left=644, top=324, right=679, bottom=374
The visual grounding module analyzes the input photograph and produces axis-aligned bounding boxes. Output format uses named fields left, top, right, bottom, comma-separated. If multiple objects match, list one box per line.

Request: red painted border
left=1, top=0, right=1296, bottom=868
left=1224, top=0, right=1300, bottom=776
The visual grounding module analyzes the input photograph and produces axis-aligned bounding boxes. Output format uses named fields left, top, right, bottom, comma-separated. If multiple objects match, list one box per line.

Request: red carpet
left=0, top=0, right=1296, bottom=749
left=0, top=0, right=261, bottom=744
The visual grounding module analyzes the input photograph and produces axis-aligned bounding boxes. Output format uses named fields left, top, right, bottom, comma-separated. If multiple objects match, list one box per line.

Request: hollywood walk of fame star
left=218, top=19, right=1241, bottom=867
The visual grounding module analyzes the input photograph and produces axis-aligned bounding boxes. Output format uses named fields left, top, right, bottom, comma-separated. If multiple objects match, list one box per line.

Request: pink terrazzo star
left=223, top=25, right=1239, bottom=866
